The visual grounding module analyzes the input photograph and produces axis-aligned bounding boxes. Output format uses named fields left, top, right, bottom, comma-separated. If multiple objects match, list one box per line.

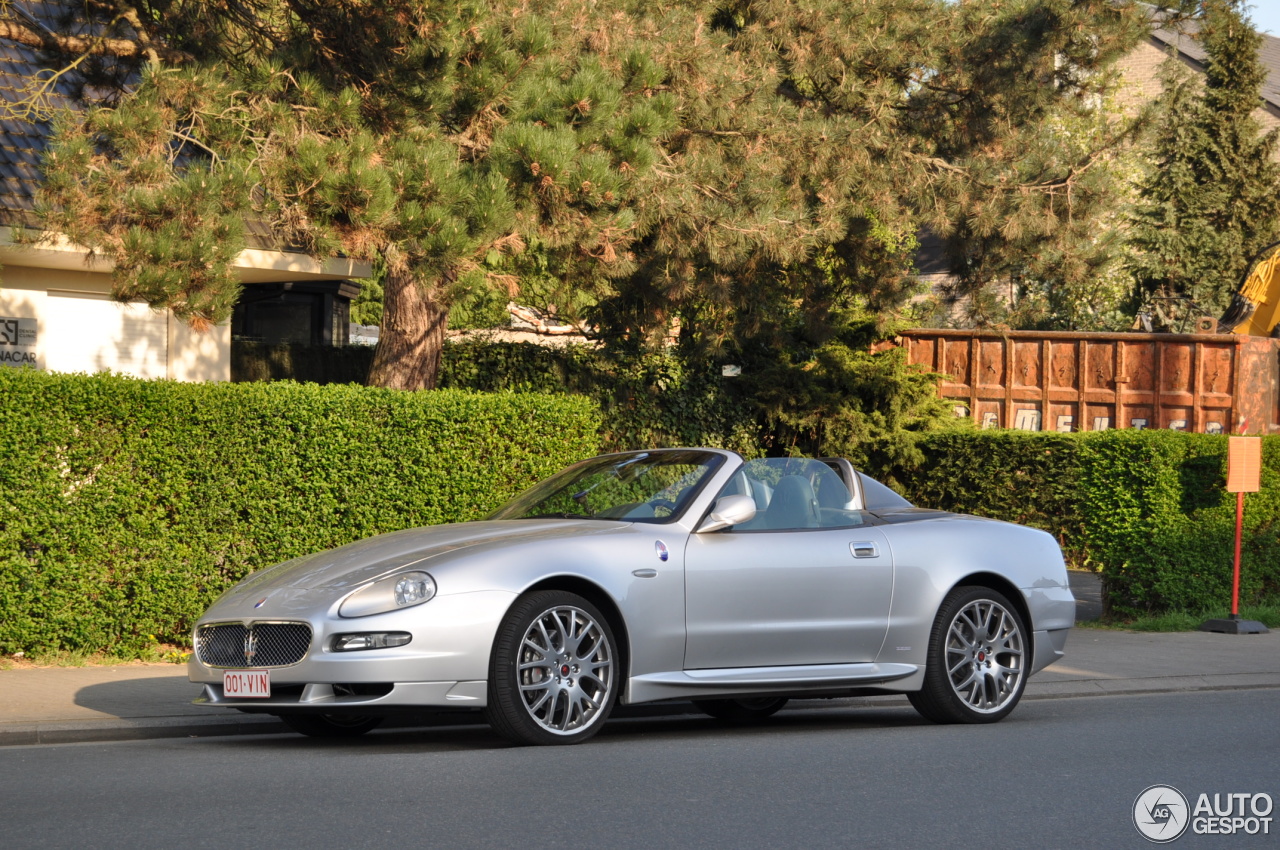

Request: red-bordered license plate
left=223, top=669, right=270, bottom=698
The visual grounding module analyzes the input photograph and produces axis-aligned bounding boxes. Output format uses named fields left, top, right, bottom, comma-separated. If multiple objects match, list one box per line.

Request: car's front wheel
left=908, top=586, right=1028, bottom=724
left=276, top=713, right=383, bottom=738
left=693, top=697, right=789, bottom=723
left=485, top=590, right=619, bottom=746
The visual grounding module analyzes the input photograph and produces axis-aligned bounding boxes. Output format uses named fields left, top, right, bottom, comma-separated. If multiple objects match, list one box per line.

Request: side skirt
left=625, top=662, right=918, bottom=705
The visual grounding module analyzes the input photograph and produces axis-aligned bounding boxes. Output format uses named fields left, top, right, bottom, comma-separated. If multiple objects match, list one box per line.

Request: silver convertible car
left=189, top=448, right=1074, bottom=745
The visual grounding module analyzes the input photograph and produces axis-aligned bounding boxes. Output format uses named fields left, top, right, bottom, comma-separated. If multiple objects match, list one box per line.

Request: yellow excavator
left=1218, top=240, right=1280, bottom=335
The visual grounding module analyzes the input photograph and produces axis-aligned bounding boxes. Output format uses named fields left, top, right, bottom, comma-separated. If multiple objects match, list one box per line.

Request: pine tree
left=580, top=0, right=1146, bottom=345
left=6, top=0, right=1148, bottom=396
left=1129, top=0, right=1280, bottom=329
left=578, top=0, right=1145, bottom=460
left=16, top=1, right=673, bottom=389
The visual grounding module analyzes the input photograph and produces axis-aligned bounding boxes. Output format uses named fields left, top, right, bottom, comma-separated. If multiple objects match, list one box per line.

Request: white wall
left=0, top=265, right=230, bottom=381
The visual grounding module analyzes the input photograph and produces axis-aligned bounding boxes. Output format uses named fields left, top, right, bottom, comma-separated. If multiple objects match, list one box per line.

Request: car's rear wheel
left=277, top=713, right=383, bottom=738
left=485, top=590, right=619, bottom=746
left=694, top=697, right=789, bottom=723
left=908, top=586, right=1028, bottom=724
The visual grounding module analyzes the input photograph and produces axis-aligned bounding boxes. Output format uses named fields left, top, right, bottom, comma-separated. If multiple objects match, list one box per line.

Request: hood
left=222, top=519, right=628, bottom=599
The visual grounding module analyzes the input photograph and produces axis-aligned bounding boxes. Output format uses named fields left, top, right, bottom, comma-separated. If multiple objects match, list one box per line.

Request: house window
left=232, top=281, right=358, bottom=346
left=237, top=292, right=318, bottom=344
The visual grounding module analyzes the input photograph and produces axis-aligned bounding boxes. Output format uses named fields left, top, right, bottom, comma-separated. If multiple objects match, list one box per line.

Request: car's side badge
left=655, top=540, right=669, bottom=562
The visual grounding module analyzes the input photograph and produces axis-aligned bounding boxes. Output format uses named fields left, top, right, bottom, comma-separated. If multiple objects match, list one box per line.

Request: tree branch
left=0, top=19, right=188, bottom=63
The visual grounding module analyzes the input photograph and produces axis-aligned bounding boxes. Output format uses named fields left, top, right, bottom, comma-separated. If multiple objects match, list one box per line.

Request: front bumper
left=194, top=679, right=489, bottom=711
left=188, top=590, right=515, bottom=710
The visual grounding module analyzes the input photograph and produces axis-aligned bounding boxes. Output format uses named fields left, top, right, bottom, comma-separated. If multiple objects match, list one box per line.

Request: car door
left=683, top=523, right=893, bottom=669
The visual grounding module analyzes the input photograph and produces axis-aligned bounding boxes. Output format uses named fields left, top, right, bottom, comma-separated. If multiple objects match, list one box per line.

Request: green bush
left=890, top=431, right=1086, bottom=560
left=1076, top=432, right=1280, bottom=618
left=888, top=430, right=1280, bottom=618
left=0, top=370, right=600, bottom=655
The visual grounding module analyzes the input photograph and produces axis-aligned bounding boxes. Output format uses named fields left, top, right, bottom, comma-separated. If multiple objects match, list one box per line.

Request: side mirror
left=696, top=494, right=757, bottom=533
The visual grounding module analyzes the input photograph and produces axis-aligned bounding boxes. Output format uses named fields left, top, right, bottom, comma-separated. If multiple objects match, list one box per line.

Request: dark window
left=233, top=281, right=360, bottom=346
left=237, top=293, right=318, bottom=344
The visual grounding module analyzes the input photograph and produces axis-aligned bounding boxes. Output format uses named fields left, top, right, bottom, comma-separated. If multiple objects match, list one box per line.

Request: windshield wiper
left=523, top=512, right=594, bottom=520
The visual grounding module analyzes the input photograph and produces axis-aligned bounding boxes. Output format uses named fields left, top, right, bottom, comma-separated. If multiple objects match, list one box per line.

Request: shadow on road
left=187, top=699, right=936, bottom=754
left=70, top=673, right=205, bottom=721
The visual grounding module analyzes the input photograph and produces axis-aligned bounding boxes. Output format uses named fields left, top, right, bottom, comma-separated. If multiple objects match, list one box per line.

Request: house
left=1114, top=11, right=1280, bottom=159
left=915, top=11, right=1280, bottom=318
left=0, top=1, right=368, bottom=382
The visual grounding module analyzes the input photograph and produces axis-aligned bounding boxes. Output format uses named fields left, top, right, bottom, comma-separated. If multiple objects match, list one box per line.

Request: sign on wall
left=0, top=316, right=37, bottom=366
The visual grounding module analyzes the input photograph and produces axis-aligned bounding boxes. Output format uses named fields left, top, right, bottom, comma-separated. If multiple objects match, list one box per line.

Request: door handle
left=850, top=541, right=878, bottom=558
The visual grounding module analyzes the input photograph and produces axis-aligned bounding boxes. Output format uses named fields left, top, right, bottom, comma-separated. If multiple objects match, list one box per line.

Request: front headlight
left=339, top=570, right=437, bottom=618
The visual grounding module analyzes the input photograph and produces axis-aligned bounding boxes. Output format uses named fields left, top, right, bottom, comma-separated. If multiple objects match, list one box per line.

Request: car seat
left=761, top=475, right=819, bottom=529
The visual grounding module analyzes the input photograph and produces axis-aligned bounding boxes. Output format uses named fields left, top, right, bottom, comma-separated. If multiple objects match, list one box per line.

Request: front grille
left=196, top=622, right=312, bottom=668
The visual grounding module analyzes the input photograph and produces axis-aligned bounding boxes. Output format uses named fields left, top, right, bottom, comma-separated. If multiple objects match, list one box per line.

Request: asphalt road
left=2, top=689, right=1277, bottom=849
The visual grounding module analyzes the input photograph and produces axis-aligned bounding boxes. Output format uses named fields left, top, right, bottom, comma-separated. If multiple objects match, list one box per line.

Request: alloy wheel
left=944, top=598, right=1025, bottom=714
left=516, top=605, right=615, bottom=735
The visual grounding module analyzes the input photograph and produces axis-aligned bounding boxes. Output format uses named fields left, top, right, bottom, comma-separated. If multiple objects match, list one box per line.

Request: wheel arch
left=950, top=571, right=1034, bottom=659
left=520, top=576, right=632, bottom=682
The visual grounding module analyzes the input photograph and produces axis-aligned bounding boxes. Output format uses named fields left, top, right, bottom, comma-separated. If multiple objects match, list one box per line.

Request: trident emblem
left=243, top=628, right=259, bottom=665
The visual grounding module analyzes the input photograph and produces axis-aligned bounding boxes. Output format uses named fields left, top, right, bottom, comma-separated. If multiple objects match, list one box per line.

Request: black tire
left=277, top=713, right=383, bottom=738
left=484, top=590, right=620, bottom=746
left=909, top=586, right=1029, bottom=724
left=694, top=697, right=789, bottom=723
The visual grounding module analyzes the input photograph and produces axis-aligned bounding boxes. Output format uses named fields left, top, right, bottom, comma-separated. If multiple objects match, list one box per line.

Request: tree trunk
left=366, top=267, right=449, bottom=390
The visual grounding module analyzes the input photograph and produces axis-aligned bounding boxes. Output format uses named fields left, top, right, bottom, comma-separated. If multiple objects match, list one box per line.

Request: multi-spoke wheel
left=694, top=697, right=789, bottom=723
left=485, top=590, right=619, bottom=745
left=277, top=713, right=383, bottom=738
left=909, top=586, right=1028, bottom=724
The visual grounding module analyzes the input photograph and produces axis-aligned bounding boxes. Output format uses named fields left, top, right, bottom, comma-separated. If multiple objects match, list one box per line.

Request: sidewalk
left=2, top=575, right=1275, bottom=746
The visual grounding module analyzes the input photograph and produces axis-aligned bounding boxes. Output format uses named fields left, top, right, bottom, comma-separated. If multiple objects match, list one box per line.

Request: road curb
left=4, top=673, right=1279, bottom=747
left=0, top=715, right=286, bottom=746
left=1025, top=671, right=1280, bottom=699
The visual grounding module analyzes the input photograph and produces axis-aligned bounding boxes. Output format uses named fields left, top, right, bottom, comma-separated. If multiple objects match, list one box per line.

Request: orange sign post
left=1200, top=437, right=1270, bottom=634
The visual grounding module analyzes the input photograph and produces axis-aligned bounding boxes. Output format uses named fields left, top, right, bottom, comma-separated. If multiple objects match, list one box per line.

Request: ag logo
left=1134, top=785, right=1190, bottom=843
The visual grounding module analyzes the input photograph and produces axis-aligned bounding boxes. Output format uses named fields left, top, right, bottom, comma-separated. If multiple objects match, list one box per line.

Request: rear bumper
left=1030, top=627, right=1070, bottom=676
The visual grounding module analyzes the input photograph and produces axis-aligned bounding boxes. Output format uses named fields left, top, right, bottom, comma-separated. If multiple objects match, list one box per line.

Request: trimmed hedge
left=8, top=363, right=1272, bottom=651
left=889, top=430, right=1280, bottom=618
left=233, top=338, right=760, bottom=455
left=0, top=370, right=600, bottom=654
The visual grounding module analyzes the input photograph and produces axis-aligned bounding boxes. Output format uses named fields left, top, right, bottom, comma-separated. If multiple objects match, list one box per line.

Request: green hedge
left=233, top=338, right=759, bottom=455
left=0, top=370, right=600, bottom=655
left=889, top=431, right=1280, bottom=618
left=10, top=363, right=1267, bottom=651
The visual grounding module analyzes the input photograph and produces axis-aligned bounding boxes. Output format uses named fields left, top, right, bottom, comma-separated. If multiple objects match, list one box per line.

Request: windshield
left=489, top=450, right=725, bottom=523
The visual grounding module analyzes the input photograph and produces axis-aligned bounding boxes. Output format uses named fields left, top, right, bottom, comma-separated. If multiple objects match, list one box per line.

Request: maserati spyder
left=188, top=448, right=1074, bottom=745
